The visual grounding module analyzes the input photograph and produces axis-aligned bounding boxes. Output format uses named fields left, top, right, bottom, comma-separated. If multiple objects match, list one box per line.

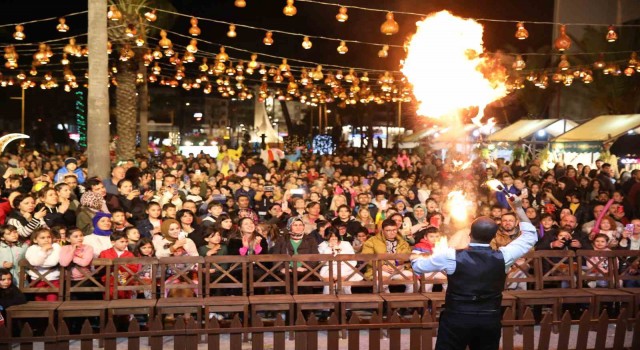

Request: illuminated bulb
left=152, top=62, right=161, bottom=75
left=380, top=12, right=399, bottom=35
left=337, top=41, right=348, bottom=54
left=183, top=51, right=195, bottom=63
left=628, top=52, right=638, bottom=68
left=125, top=24, right=137, bottom=38
left=235, top=0, right=246, bottom=8
left=107, top=5, right=122, bottom=21
left=515, top=22, right=528, bottom=40
left=187, top=39, right=198, bottom=53
left=554, top=25, right=571, bottom=52
left=624, top=66, right=635, bottom=76
left=513, top=55, right=526, bottom=70
left=57, top=18, right=69, bottom=32
left=227, top=24, right=237, bottom=38
left=558, top=54, right=570, bottom=70
left=189, top=17, right=201, bottom=36
left=144, top=9, right=157, bottom=22
left=263, top=31, right=274, bottom=45
left=593, top=54, right=606, bottom=70
left=199, top=58, right=209, bottom=72
left=29, top=66, right=37, bottom=76
left=302, top=36, right=312, bottom=49
left=248, top=54, right=259, bottom=70
left=61, top=54, right=70, bottom=66
left=606, top=25, right=618, bottom=42
left=279, top=58, right=290, bottom=73
left=135, top=36, right=145, bottom=47
left=378, top=45, right=389, bottom=58
left=152, top=47, right=163, bottom=60
left=336, top=7, right=348, bottom=22
left=164, top=45, right=174, bottom=57
left=13, top=25, right=25, bottom=40
left=283, top=0, right=297, bottom=16
left=107, top=41, right=112, bottom=54
left=159, top=30, right=172, bottom=48
left=216, top=47, right=229, bottom=62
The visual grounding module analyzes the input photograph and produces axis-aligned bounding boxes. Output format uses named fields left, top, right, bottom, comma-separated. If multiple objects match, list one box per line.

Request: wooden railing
left=1, top=308, right=639, bottom=350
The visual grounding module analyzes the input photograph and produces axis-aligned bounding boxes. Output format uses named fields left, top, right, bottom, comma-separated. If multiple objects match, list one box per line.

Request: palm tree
left=87, top=0, right=111, bottom=178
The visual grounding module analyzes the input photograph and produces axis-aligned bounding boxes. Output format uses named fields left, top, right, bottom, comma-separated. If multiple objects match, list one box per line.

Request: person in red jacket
left=98, top=231, right=138, bottom=299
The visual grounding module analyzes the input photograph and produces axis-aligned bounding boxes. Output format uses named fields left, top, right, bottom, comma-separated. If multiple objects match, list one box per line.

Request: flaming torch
left=446, top=190, right=473, bottom=222
left=401, top=11, right=507, bottom=127
left=486, top=179, right=515, bottom=201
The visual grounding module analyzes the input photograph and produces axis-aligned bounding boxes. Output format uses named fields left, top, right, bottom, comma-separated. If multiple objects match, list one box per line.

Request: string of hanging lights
left=0, top=10, right=87, bottom=29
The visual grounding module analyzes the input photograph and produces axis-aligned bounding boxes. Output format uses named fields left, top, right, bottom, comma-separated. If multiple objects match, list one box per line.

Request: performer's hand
left=409, top=253, right=425, bottom=261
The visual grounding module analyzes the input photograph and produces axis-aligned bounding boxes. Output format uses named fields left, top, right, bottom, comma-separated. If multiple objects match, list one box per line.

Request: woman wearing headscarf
left=153, top=219, right=199, bottom=258
left=76, top=191, right=108, bottom=237
left=83, top=212, right=113, bottom=258
left=402, top=204, right=429, bottom=245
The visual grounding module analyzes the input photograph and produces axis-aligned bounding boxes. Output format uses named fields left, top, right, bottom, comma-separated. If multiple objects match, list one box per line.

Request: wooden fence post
left=502, top=307, right=514, bottom=350
left=388, top=313, right=401, bottom=348
left=251, top=316, right=264, bottom=350
left=306, top=313, right=318, bottom=350
left=326, top=312, right=339, bottom=350
left=57, top=318, right=70, bottom=350
left=593, top=310, right=609, bottom=350
left=295, top=310, right=307, bottom=350
left=347, top=312, right=360, bottom=350
left=80, top=320, right=92, bottom=350
left=368, top=312, right=381, bottom=350
left=521, top=308, right=535, bottom=350
left=173, top=317, right=185, bottom=350
left=185, top=316, right=198, bottom=349
left=148, top=316, right=163, bottom=350
left=274, top=314, right=286, bottom=350
left=103, top=318, right=117, bottom=350
left=575, top=310, right=590, bottom=350
left=409, top=312, right=421, bottom=350
left=612, top=308, right=628, bottom=350
left=632, top=311, right=640, bottom=350
left=0, top=325, right=11, bottom=350
left=206, top=317, right=221, bottom=350
left=127, top=318, right=140, bottom=350
left=421, top=310, right=434, bottom=350
left=229, top=315, right=243, bottom=350
left=556, top=311, right=572, bottom=350
left=537, top=312, right=552, bottom=350
left=43, top=322, right=56, bottom=350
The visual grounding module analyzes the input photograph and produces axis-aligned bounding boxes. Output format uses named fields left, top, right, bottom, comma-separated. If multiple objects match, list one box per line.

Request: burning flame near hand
left=401, top=11, right=507, bottom=125
left=446, top=190, right=473, bottom=222
left=486, top=179, right=505, bottom=192
left=433, top=236, right=449, bottom=254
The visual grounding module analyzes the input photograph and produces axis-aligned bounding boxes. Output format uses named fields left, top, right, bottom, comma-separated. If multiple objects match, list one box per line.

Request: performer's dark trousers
left=435, top=310, right=502, bottom=350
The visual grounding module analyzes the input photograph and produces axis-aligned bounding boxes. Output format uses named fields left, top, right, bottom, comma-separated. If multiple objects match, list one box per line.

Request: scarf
left=92, top=212, right=113, bottom=236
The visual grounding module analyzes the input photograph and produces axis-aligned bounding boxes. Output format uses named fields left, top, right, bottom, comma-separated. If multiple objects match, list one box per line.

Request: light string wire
left=0, top=10, right=89, bottom=29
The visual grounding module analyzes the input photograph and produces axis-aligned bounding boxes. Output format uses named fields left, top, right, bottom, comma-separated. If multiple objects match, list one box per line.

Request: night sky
left=0, top=0, right=555, bottom=133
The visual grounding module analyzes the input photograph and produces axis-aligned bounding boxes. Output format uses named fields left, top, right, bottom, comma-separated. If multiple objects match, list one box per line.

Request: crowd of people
left=1, top=144, right=639, bottom=324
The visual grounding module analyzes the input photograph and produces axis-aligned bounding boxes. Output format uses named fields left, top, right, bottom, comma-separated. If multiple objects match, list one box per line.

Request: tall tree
left=87, top=0, right=111, bottom=178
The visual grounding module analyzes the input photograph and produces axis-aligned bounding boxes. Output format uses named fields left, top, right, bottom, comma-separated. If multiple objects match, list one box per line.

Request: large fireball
left=401, top=11, right=507, bottom=123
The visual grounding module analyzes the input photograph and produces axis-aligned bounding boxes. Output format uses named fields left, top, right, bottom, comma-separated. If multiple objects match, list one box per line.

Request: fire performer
left=411, top=194, right=537, bottom=350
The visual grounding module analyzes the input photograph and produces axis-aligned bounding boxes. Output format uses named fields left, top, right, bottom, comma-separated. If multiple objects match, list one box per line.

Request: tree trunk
left=279, top=100, right=294, bottom=135
left=115, top=61, right=138, bottom=161
left=138, top=60, right=149, bottom=156
left=87, top=0, right=111, bottom=178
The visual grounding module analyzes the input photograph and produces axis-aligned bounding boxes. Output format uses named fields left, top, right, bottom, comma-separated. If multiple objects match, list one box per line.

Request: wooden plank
left=80, top=320, right=92, bottom=350
left=207, top=317, right=221, bottom=350
left=388, top=313, right=401, bottom=350
left=295, top=311, right=306, bottom=350
left=19, top=323, right=33, bottom=350
left=347, top=312, right=360, bottom=350
left=421, top=310, right=433, bottom=350
left=149, top=316, right=164, bottom=350
left=575, top=310, right=590, bottom=350
left=43, top=322, right=56, bottom=350
left=521, top=308, right=535, bottom=350
left=306, top=313, right=318, bottom=350
left=537, top=312, right=552, bottom=350
left=556, top=311, right=572, bottom=350
left=502, top=308, right=514, bottom=350
left=593, top=310, right=609, bottom=350
left=368, top=312, right=381, bottom=350
left=409, top=311, right=421, bottom=350
left=127, top=318, right=141, bottom=350
left=612, top=308, right=628, bottom=350
left=185, top=317, right=198, bottom=350
left=326, top=312, right=340, bottom=350
left=274, top=314, right=286, bottom=350
left=174, top=317, right=185, bottom=350
left=103, top=318, right=117, bottom=350
left=57, top=318, right=71, bottom=350
left=0, top=325, right=11, bottom=350
left=229, top=315, right=243, bottom=350
left=632, top=311, right=640, bottom=350
left=251, top=317, right=264, bottom=350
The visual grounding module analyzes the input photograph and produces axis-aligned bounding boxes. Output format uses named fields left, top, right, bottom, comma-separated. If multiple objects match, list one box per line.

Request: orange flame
left=446, top=190, right=473, bottom=222
left=402, top=11, right=507, bottom=125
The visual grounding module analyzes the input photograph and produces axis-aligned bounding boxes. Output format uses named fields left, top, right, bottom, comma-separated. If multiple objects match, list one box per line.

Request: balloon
left=0, top=133, right=29, bottom=152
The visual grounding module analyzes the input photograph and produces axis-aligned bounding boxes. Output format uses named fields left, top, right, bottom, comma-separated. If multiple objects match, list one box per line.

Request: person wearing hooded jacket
left=83, top=212, right=114, bottom=258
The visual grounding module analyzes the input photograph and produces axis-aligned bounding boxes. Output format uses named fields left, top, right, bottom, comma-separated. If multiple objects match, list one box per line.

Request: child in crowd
left=352, top=228, right=369, bottom=253
left=0, top=268, right=27, bottom=324
left=586, top=234, right=611, bottom=288
left=99, top=231, right=138, bottom=299
left=136, top=202, right=162, bottom=239
left=198, top=227, right=228, bottom=257
left=51, top=226, right=69, bottom=246
left=111, top=209, right=131, bottom=232
left=590, top=216, right=619, bottom=248
left=162, top=203, right=177, bottom=220
left=133, top=237, right=156, bottom=300
left=412, top=228, right=447, bottom=292
left=25, top=228, right=61, bottom=301
left=125, top=227, right=141, bottom=252
left=0, top=225, right=27, bottom=285
left=59, top=228, right=94, bottom=284
left=186, top=184, right=203, bottom=207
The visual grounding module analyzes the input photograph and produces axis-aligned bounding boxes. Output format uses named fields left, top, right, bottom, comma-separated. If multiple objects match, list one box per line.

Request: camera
left=264, top=186, right=275, bottom=192
left=561, top=238, right=573, bottom=248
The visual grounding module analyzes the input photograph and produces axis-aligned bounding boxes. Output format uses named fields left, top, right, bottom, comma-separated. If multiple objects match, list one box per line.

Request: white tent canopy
left=487, top=119, right=577, bottom=142
left=552, top=114, right=640, bottom=142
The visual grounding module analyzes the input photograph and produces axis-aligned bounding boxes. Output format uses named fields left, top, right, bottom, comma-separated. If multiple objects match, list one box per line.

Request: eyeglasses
left=384, top=228, right=398, bottom=233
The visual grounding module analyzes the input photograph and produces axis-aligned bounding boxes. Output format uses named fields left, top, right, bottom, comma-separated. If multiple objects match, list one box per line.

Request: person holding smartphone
left=618, top=219, right=640, bottom=287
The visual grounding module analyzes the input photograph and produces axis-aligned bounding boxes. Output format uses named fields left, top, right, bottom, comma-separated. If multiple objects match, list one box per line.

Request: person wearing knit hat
left=54, top=157, right=85, bottom=184
left=76, top=191, right=108, bottom=237
left=83, top=212, right=113, bottom=258
left=154, top=219, right=198, bottom=258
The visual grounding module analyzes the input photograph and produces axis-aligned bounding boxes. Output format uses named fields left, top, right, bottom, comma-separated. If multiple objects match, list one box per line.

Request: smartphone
left=291, top=188, right=305, bottom=195
left=362, top=178, right=370, bottom=186
left=178, top=232, right=186, bottom=240
left=626, top=224, right=634, bottom=232
left=195, top=170, right=201, bottom=175
left=264, top=186, right=275, bottom=192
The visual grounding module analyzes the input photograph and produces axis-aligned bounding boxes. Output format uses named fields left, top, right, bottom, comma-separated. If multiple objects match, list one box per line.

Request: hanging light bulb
left=183, top=51, right=195, bottom=63
left=235, top=0, right=246, bottom=8
left=119, top=44, right=135, bottom=61
left=606, top=25, right=618, bottom=42
left=593, top=54, right=606, bottom=69
left=159, top=30, right=172, bottom=48
left=248, top=54, right=259, bottom=70
left=378, top=45, right=389, bottom=58
left=189, top=17, right=201, bottom=36
left=187, top=39, right=198, bottom=53
left=13, top=25, right=25, bottom=40
left=29, top=66, right=37, bottom=76
left=515, top=22, right=528, bottom=40
left=336, top=7, right=348, bottom=22
left=164, top=44, right=174, bottom=57
left=312, top=65, right=324, bottom=81
left=263, top=31, right=274, bottom=45
left=302, top=36, right=312, bottom=49
left=337, top=41, right=348, bottom=54
left=624, top=66, right=635, bottom=76
left=558, top=55, right=570, bottom=70
left=107, top=41, right=112, bottom=54
left=57, top=17, right=69, bottom=32
left=380, top=12, right=399, bottom=35
left=227, top=24, right=237, bottom=38
left=107, top=5, right=122, bottom=21
left=152, top=62, right=161, bottom=75
left=628, top=52, right=638, bottom=68
left=199, top=58, right=209, bottom=72
left=216, top=47, right=229, bottom=62
left=142, top=50, right=153, bottom=66
left=512, top=55, right=526, bottom=70
left=554, top=25, right=571, bottom=52
left=125, top=24, right=137, bottom=38
left=144, top=9, right=157, bottom=22
left=135, top=36, right=145, bottom=47
left=60, top=54, right=70, bottom=66
left=283, top=0, right=297, bottom=16
left=152, top=47, right=163, bottom=60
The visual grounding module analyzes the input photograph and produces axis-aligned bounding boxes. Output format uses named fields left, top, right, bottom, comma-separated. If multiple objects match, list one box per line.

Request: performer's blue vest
left=444, top=246, right=506, bottom=314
